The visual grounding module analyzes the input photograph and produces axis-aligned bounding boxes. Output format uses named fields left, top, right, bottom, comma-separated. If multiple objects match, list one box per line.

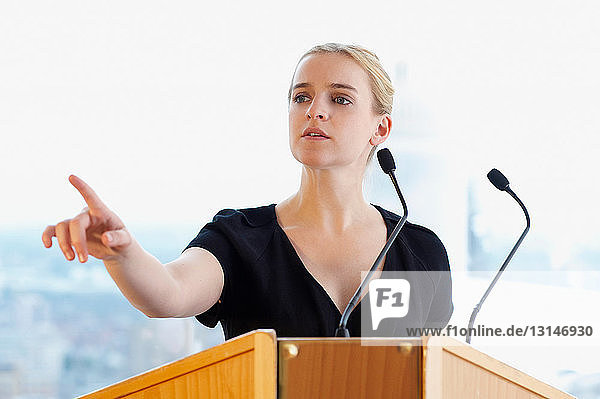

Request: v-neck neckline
left=271, top=203, right=394, bottom=318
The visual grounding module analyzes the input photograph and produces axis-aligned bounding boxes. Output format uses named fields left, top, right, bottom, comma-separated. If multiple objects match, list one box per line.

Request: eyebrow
left=292, top=82, right=358, bottom=93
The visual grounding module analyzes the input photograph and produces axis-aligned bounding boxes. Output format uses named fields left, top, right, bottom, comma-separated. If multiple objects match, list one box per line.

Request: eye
left=293, top=94, right=310, bottom=103
left=334, top=96, right=351, bottom=105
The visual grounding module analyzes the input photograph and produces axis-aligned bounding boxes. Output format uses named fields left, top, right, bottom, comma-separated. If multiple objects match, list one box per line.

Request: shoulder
left=202, top=204, right=277, bottom=262
left=374, top=205, right=450, bottom=272
left=211, top=204, right=277, bottom=228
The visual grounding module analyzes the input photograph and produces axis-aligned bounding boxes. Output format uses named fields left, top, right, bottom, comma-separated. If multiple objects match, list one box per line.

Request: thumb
left=102, top=229, right=132, bottom=248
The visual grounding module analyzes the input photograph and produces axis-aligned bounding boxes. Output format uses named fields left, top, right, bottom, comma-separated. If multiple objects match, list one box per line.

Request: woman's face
left=288, top=53, right=389, bottom=170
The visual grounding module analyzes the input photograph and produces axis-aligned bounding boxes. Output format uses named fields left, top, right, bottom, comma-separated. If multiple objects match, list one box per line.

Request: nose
left=305, top=97, right=329, bottom=121
left=307, top=112, right=326, bottom=120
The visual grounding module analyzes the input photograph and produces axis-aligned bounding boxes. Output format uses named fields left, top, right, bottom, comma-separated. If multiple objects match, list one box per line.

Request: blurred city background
left=1, top=0, right=599, bottom=397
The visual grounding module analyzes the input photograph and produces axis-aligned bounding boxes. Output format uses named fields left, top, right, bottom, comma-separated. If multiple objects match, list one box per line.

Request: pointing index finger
left=69, top=175, right=107, bottom=210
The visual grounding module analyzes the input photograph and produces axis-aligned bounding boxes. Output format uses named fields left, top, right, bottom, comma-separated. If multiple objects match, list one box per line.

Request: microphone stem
left=389, top=171, right=408, bottom=218
left=466, top=187, right=530, bottom=344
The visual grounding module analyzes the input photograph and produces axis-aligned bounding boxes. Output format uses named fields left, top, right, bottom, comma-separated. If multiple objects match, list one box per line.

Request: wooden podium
left=81, top=330, right=574, bottom=398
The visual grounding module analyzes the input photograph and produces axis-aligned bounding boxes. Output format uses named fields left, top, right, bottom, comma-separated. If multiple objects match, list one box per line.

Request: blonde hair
left=287, top=43, right=395, bottom=164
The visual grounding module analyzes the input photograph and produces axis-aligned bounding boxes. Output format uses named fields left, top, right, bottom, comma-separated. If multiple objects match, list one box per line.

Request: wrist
left=103, top=237, right=142, bottom=266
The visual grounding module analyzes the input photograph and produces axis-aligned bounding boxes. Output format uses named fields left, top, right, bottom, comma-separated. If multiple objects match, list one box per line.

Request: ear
left=369, top=115, right=392, bottom=146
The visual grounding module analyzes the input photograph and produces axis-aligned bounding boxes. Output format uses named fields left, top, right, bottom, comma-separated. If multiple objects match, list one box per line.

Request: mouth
left=302, top=127, right=330, bottom=139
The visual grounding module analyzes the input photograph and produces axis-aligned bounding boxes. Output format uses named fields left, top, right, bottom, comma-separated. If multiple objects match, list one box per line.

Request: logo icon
left=368, top=279, right=411, bottom=329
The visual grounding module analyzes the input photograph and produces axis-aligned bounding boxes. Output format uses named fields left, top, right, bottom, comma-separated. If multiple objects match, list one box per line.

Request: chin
left=291, top=149, right=335, bottom=169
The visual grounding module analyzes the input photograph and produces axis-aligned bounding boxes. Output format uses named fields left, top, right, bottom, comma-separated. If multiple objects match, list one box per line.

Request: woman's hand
left=42, top=175, right=132, bottom=263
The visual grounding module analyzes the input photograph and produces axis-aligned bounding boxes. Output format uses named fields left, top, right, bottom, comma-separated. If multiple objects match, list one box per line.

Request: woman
left=42, top=43, right=452, bottom=339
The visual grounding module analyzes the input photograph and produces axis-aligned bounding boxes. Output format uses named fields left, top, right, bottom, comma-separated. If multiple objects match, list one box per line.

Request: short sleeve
left=183, top=223, right=237, bottom=328
left=182, top=206, right=276, bottom=336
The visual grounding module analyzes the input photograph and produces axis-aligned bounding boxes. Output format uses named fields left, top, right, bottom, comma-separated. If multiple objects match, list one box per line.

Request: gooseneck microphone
left=465, top=168, right=531, bottom=344
left=334, top=148, right=409, bottom=337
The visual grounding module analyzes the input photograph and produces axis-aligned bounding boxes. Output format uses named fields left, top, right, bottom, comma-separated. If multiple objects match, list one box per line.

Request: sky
left=2, top=0, right=598, bottom=234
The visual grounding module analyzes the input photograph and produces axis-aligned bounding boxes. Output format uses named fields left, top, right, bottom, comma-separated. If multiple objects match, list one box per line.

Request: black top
left=184, top=204, right=453, bottom=340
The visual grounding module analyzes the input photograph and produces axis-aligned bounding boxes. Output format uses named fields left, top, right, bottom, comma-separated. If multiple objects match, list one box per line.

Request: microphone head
left=377, top=148, right=396, bottom=174
left=487, top=168, right=510, bottom=191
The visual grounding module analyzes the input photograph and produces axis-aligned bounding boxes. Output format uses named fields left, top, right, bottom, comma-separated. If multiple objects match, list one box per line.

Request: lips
left=302, top=127, right=330, bottom=138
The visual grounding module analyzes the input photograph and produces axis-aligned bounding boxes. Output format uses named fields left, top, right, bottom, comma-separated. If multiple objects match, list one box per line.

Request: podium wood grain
left=80, top=329, right=277, bottom=399
left=423, top=336, right=575, bottom=399
left=278, top=337, right=422, bottom=399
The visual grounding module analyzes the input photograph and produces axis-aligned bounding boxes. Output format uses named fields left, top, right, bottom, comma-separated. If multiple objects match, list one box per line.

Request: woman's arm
left=101, top=243, right=224, bottom=318
left=42, top=175, right=224, bottom=318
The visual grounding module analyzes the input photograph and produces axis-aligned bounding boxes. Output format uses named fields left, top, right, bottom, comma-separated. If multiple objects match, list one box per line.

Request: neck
left=282, top=164, right=373, bottom=233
